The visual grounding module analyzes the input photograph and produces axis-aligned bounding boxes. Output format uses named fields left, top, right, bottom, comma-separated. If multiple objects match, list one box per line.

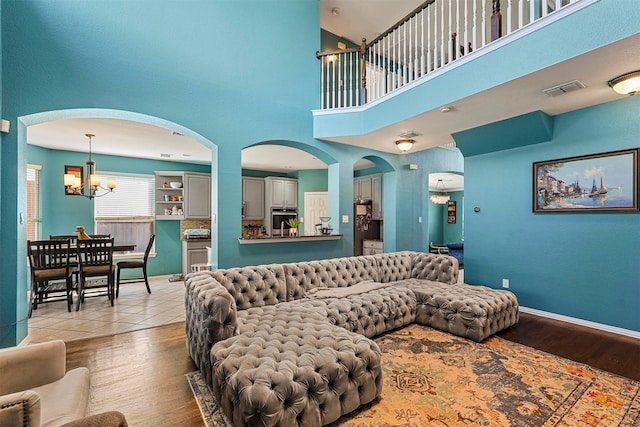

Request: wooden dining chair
left=116, top=234, right=155, bottom=297
left=76, top=238, right=115, bottom=310
left=27, top=239, right=75, bottom=313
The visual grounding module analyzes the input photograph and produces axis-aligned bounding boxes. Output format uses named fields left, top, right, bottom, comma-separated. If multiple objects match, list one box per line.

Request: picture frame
left=533, top=148, right=639, bottom=213
left=447, top=200, right=456, bottom=224
left=64, top=165, right=84, bottom=196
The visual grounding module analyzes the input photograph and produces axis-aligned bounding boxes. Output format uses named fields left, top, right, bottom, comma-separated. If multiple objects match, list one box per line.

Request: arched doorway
left=20, top=109, right=218, bottom=270
left=352, top=155, right=395, bottom=255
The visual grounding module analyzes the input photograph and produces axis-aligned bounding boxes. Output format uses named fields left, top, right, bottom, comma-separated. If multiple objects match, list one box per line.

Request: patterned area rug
left=187, top=324, right=640, bottom=426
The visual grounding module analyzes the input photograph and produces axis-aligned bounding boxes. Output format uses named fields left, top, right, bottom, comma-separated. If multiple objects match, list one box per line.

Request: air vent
left=398, top=130, right=422, bottom=139
left=160, top=153, right=172, bottom=158
left=543, top=80, right=586, bottom=97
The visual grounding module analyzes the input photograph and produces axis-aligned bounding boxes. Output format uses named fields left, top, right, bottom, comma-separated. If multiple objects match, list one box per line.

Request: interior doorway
left=303, top=192, right=328, bottom=235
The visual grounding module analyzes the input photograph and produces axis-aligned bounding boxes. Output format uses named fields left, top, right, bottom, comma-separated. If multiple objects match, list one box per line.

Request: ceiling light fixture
left=608, top=71, right=640, bottom=96
left=63, top=134, right=116, bottom=199
left=430, top=179, right=450, bottom=204
left=395, top=139, right=414, bottom=153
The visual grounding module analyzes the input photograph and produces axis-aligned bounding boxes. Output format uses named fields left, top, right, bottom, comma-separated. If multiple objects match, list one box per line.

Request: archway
left=19, top=108, right=219, bottom=270
left=428, top=171, right=464, bottom=254
left=241, top=141, right=338, bottom=237
left=352, top=155, right=395, bottom=255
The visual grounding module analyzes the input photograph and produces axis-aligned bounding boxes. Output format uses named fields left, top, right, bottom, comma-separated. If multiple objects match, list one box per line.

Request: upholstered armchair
left=0, top=340, right=127, bottom=427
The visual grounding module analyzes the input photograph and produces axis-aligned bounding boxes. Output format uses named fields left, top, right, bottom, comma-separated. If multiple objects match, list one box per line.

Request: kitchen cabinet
left=363, top=239, right=383, bottom=255
left=155, top=171, right=210, bottom=220
left=354, top=174, right=383, bottom=219
left=353, top=176, right=372, bottom=202
left=265, top=177, right=298, bottom=209
left=371, top=174, right=383, bottom=220
left=184, top=173, right=211, bottom=219
left=182, top=239, right=210, bottom=276
left=242, top=177, right=265, bottom=220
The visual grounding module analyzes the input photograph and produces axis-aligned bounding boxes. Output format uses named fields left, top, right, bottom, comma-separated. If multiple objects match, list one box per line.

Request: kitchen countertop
left=238, top=234, right=343, bottom=244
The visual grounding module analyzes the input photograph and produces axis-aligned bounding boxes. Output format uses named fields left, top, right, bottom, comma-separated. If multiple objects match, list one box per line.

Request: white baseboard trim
left=520, top=306, right=640, bottom=340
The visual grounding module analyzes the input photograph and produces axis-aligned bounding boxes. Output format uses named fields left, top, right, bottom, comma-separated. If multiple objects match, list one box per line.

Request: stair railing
left=316, top=0, right=581, bottom=110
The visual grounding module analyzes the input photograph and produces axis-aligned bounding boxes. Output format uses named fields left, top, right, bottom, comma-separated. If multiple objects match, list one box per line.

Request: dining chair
left=116, top=234, right=155, bottom=297
left=76, top=238, right=115, bottom=310
left=27, top=239, right=75, bottom=313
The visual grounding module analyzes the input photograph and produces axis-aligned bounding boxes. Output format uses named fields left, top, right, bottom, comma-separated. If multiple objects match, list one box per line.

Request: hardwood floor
left=64, top=312, right=639, bottom=426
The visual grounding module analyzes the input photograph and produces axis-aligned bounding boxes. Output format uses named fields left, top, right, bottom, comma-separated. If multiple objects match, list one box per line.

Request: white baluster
left=481, top=0, right=487, bottom=47
left=420, top=8, right=425, bottom=76
left=472, top=0, right=477, bottom=51
left=530, top=0, right=536, bottom=24
left=506, top=0, right=512, bottom=35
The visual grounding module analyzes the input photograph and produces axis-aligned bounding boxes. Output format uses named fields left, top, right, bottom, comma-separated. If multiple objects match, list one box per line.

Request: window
left=94, top=172, right=155, bottom=255
left=26, top=164, right=42, bottom=241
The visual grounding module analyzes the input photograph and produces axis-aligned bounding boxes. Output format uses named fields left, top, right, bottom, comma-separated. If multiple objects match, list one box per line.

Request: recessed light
left=440, top=106, right=453, bottom=113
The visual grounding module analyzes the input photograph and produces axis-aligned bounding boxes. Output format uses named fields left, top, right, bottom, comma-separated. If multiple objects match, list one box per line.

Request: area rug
left=187, top=324, right=640, bottom=426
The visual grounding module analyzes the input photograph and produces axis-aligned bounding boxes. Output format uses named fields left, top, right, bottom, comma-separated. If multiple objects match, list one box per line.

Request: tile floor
left=28, top=275, right=185, bottom=343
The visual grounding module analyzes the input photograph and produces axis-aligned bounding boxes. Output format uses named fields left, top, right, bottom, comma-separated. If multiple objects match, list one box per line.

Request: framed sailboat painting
left=533, top=148, right=639, bottom=213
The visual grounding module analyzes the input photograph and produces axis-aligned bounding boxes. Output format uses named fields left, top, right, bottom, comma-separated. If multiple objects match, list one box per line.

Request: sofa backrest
left=284, top=255, right=380, bottom=301
left=411, top=252, right=459, bottom=284
left=373, top=251, right=416, bottom=283
left=209, top=264, right=287, bottom=310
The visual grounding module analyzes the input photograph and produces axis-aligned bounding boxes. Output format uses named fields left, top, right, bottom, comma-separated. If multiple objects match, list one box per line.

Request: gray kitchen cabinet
left=265, top=177, right=298, bottom=209
left=242, top=177, right=265, bottom=220
left=182, top=239, right=211, bottom=276
left=184, top=172, right=211, bottom=219
left=353, top=176, right=373, bottom=202
left=371, top=174, right=383, bottom=219
left=155, top=171, right=211, bottom=220
left=354, top=174, right=383, bottom=219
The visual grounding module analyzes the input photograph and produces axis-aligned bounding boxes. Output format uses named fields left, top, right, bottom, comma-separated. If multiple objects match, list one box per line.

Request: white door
left=304, top=192, right=328, bottom=236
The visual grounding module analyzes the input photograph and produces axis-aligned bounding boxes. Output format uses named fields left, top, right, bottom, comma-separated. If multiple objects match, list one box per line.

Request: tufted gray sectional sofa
left=184, top=251, right=519, bottom=426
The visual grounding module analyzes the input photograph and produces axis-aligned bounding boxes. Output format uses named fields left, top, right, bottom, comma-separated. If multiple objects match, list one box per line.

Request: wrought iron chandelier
left=63, top=134, right=116, bottom=200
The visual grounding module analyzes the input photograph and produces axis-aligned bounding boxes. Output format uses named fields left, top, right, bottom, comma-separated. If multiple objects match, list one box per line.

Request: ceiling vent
left=160, top=153, right=172, bottom=158
left=543, top=80, right=586, bottom=97
left=398, top=130, right=422, bottom=139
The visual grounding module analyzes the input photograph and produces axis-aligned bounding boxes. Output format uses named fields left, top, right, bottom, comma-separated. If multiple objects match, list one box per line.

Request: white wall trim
left=520, top=306, right=640, bottom=340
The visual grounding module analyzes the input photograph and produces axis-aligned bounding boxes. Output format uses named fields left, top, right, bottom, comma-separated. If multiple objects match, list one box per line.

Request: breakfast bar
left=238, top=234, right=342, bottom=244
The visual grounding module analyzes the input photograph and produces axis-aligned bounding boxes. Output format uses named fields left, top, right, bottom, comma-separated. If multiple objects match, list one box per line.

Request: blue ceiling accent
left=453, top=111, right=554, bottom=157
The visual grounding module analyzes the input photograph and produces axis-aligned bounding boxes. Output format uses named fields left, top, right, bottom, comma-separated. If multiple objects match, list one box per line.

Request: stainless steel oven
left=271, top=208, right=297, bottom=237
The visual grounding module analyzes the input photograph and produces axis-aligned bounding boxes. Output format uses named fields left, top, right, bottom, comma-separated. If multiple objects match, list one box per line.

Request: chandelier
left=63, top=133, right=116, bottom=199
left=430, top=179, right=450, bottom=204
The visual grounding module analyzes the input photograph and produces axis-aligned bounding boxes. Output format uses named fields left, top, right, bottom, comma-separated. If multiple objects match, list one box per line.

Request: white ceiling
left=26, top=1, right=639, bottom=189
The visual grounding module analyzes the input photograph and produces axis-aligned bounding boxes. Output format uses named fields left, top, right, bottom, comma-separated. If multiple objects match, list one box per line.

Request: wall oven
left=271, top=208, right=297, bottom=237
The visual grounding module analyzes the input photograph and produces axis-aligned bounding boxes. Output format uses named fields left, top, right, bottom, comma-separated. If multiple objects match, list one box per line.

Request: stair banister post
left=491, top=0, right=502, bottom=41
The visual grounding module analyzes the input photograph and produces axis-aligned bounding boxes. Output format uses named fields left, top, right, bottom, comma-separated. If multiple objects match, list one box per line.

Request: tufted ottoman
left=404, top=279, right=519, bottom=342
left=211, top=308, right=382, bottom=427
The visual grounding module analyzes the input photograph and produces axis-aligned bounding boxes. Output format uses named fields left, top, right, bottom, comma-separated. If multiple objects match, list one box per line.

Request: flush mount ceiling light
left=395, top=139, right=414, bottom=153
left=608, top=71, right=640, bottom=96
left=430, top=179, right=450, bottom=204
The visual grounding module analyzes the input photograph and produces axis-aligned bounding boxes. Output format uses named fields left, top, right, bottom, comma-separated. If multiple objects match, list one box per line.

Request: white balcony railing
left=317, top=0, right=581, bottom=110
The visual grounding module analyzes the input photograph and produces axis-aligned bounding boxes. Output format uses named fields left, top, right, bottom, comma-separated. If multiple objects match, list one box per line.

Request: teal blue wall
left=427, top=191, right=464, bottom=245
left=464, top=97, right=640, bottom=332
left=27, top=144, right=210, bottom=276
left=428, top=199, right=444, bottom=244
left=443, top=191, right=464, bottom=243
left=0, top=1, right=463, bottom=346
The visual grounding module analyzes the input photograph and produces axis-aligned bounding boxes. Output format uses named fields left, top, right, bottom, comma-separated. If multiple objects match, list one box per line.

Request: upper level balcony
left=313, top=0, right=639, bottom=155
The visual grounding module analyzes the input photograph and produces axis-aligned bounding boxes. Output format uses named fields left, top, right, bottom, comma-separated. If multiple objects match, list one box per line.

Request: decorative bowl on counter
left=169, top=182, right=183, bottom=188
